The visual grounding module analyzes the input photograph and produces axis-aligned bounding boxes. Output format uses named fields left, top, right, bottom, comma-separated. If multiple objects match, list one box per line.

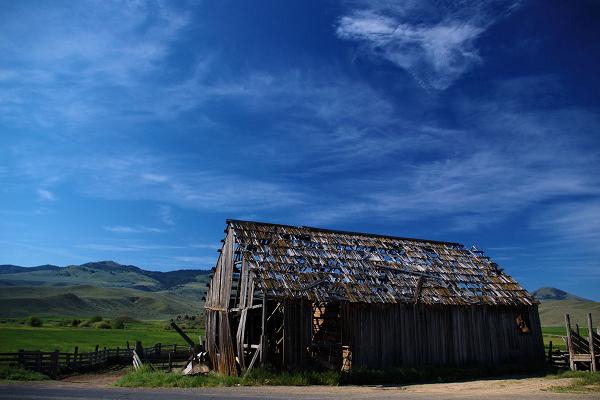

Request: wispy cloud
left=190, top=243, right=221, bottom=250
left=78, top=243, right=185, bottom=252
left=172, top=256, right=216, bottom=265
left=157, top=205, right=174, bottom=226
left=336, top=0, right=522, bottom=90
left=36, top=188, right=56, bottom=201
left=0, top=1, right=189, bottom=128
left=298, top=76, right=600, bottom=231
left=11, top=150, right=305, bottom=214
left=531, top=200, right=600, bottom=245
left=102, top=225, right=165, bottom=234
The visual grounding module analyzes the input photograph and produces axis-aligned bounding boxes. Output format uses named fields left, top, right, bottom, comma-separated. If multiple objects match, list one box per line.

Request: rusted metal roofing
left=227, top=219, right=535, bottom=306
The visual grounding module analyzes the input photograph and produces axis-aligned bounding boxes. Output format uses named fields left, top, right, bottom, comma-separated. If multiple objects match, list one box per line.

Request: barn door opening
left=311, top=302, right=342, bottom=369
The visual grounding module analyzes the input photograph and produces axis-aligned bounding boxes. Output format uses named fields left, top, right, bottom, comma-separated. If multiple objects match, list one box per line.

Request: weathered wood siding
left=341, top=303, right=544, bottom=368
left=205, top=226, right=237, bottom=375
left=278, top=300, right=543, bottom=369
left=282, top=300, right=312, bottom=367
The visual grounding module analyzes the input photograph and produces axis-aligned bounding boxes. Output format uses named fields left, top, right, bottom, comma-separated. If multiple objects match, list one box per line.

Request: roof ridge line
left=226, top=219, right=463, bottom=247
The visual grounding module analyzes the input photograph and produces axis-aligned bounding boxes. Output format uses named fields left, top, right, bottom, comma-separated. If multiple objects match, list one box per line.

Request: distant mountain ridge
left=0, top=261, right=211, bottom=318
left=532, top=286, right=590, bottom=302
left=533, top=287, right=599, bottom=326
left=0, top=261, right=210, bottom=291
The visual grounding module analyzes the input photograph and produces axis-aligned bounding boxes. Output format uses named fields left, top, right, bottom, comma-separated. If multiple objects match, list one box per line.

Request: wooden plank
left=565, top=313, right=575, bottom=371
left=260, top=294, right=267, bottom=365
left=588, top=313, right=597, bottom=372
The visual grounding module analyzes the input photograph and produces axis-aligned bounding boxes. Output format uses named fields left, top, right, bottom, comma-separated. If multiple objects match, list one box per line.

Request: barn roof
left=227, top=219, right=535, bottom=306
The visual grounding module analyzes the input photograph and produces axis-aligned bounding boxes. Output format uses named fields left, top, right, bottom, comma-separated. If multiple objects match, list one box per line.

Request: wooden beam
left=243, top=343, right=260, bottom=378
left=170, top=322, right=196, bottom=349
left=565, top=313, right=575, bottom=371
left=588, top=313, right=597, bottom=372
left=260, top=294, right=267, bottom=365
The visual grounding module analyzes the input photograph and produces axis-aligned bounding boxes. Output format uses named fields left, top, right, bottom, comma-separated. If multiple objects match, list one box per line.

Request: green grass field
left=0, top=319, right=204, bottom=353
left=542, top=324, right=600, bottom=351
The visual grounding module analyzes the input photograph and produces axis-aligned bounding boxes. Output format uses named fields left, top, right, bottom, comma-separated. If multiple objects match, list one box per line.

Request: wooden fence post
left=18, top=349, right=24, bottom=367
left=168, top=352, right=173, bottom=371
left=565, top=314, right=575, bottom=371
left=547, top=341, right=553, bottom=366
left=588, top=313, right=597, bottom=372
left=135, top=341, right=144, bottom=361
left=36, top=352, right=42, bottom=372
left=51, top=350, right=59, bottom=376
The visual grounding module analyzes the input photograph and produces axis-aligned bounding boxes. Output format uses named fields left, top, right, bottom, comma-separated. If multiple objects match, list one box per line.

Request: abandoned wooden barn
left=204, top=220, right=544, bottom=375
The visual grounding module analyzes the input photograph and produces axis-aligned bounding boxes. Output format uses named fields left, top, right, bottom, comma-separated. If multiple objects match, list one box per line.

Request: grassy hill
left=538, top=298, right=600, bottom=326
left=2, top=263, right=597, bottom=327
left=533, top=287, right=600, bottom=326
left=0, top=285, right=204, bottom=318
left=0, top=261, right=209, bottom=291
left=0, top=261, right=210, bottom=318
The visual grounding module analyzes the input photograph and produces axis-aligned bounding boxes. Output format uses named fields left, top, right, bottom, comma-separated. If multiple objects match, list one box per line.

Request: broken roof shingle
left=227, top=219, right=535, bottom=306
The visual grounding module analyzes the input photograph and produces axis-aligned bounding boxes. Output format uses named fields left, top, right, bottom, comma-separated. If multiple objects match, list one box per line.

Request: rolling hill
left=2, top=263, right=597, bottom=327
left=534, top=287, right=600, bottom=326
left=0, top=261, right=210, bottom=318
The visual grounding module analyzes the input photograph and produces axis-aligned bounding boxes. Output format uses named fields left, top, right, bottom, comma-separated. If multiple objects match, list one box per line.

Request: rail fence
left=0, top=342, right=192, bottom=377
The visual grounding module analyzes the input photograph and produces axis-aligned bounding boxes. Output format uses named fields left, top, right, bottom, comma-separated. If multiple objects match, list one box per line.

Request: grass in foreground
left=116, top=363, right=547, bottom=388
left=548, top=371, right=600, bottom=394
left=0, top=365, right=49, bottom=381
left=116, top=366, right=340, bottom=387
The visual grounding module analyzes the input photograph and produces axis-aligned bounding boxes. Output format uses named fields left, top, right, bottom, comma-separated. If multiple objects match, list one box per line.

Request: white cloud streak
left=37, top=188, right=56, bottom=201
left=158, top=205, right=174, bottom=226
left=102, top=225, right=166, bottom=234
left=336, top=1, right=522, bottom=90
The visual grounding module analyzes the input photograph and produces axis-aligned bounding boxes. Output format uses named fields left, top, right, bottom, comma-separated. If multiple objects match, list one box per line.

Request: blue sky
left=1, top=0, right=599, bottom=300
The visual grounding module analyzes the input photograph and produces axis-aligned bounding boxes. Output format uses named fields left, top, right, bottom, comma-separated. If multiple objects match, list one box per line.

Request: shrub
left=26, top=316, right=43, bottom=327
left=71, top=319, right=81, bottom=327
left=96, top=321, right=112, bottom=329
left=112, top=318, right=125, bottom=329
left=88, top=315, right=103, bottom=323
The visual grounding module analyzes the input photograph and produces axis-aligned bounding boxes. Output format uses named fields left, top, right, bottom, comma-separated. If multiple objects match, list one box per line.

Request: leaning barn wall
left=204, top=226, right=237, bottom=375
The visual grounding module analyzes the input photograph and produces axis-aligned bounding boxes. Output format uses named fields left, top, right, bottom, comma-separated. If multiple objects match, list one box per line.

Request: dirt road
left=1, top=377, right=598, bottom=400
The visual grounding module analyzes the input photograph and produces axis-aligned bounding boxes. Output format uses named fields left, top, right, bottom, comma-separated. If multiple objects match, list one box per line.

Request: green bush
left=112, top=318, right=125, bottom=329
left=26, top=316, right=43, bottom=327
left=71, top=319, right=81, bottom=327
left=88, top=315, right=103, bottom=323
left=95, top=321, right=112, bottom=329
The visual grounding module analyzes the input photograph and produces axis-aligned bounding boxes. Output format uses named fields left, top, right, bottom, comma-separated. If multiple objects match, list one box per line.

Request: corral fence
left=0, top=342, right=192, bottom=377
left=545, top=313, right=599, bottom=372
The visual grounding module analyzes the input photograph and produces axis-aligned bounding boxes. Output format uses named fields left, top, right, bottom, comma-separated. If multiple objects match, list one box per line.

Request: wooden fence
left=0, top=342, right=192, bottom=377
left=564, top=313, right=599, bottom=372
